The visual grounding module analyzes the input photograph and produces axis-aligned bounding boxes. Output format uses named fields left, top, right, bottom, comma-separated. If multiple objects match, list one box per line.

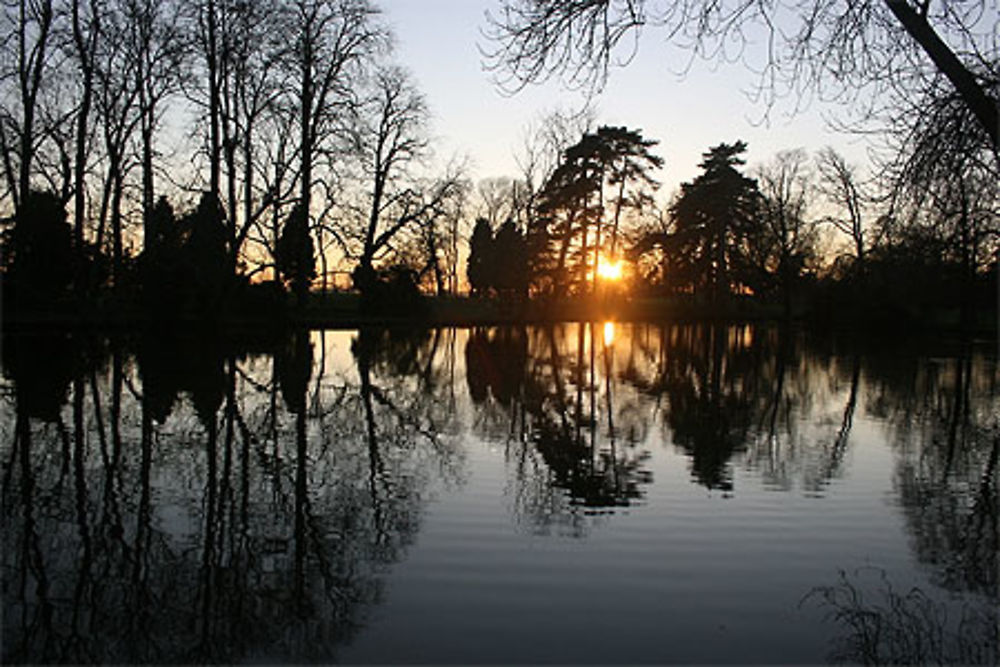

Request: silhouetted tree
left=0, top=0, right=56, bottom=209
left=595, top=125, right=663, bottom=256
left=137, top=195, right=186, bottom=312
left=535, top=130, right=604, bottom=295
left=754, top=148, right=818, bottom=315
left=492, top=218, right=528, bottom=300
left=92, top=1, right=140, bottom=281
left=531, top=125, right=662, bottom=296
left=816, top=147, right=868, bottom=269
left=68, top=0, right=100, bottom=252
left=275, top=203, right=316, bottom=303
left=182, top=191, right=230, bottom=311
left=879, top=74, right=1000, bottom=328
left=669, top=141, right=761, bottom=301
left=351, top=66, right=453, bottom=299
left=467, top=217, right=494, bottom=296
left=145, top=195, right=178, bottom=252
left=5, top=191, right=75, bottom=304
left=289, top=0, right=386, bottom=292
left=127, top=0, right=186, bottom=242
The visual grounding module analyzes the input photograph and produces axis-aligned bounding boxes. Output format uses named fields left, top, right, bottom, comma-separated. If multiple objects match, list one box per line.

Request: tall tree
left=467, top=216, right=494, bottom=296
left=533, top=125, right=662, bottom=296
left=69, top=0, right=101, bottom=249
left=348, top=66, right=463, bottom=300
left=816, top=147, right=868, bottom=268
left=127, top=0, right=185, bottom=245
left=288, top=0, right=384, bottom=291
left=275, top=202, right=316, bottom=302
left=93, top=0, right=143, bottom=282
left=596, top=125, right=663, bottom=257
left=0, top=0, right=57, bottom=210
left=669, top=141, right=761, bottom=301
left=754, top=148, right=817, bottom=314
left=492, top=218, right=528, bottom=300
left=534, top=131, right=602, bottom=295
left=6, top=190, right=74, bottom=301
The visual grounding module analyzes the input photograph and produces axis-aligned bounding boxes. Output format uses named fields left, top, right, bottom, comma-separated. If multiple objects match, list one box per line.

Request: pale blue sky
left=380, top=0, right=872, bottom=195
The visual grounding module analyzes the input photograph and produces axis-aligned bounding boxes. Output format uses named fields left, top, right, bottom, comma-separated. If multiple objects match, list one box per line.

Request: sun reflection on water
left=603, top=320, right=616, bottom=347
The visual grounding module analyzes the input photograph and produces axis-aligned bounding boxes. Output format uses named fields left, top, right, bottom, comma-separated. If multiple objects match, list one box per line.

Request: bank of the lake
left=3, top=289, right=997, bottom=336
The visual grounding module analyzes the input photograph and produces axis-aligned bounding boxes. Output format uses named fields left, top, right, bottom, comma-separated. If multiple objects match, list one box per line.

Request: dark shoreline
left=3, top=293, right=996, bottom=340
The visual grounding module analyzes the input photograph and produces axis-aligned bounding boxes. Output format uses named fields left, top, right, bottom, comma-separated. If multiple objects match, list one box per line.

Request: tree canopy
left=668, top=142, right=762, bottom=300
left=530, top=124, right=662, bottom=296
left=484, top=1, right=999, bottom=153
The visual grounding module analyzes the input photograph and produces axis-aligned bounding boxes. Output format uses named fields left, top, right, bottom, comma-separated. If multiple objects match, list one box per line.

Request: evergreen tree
left=6, top=191, right=75, bottom=304
left=467, top=217, right=495, bottom=296
left=670, top=142, right=762, bottom=301
left=146, top=195, right=179, bottom=255
left=492, top=218, right=528, bottom=298
left=275, top=203, right=316, bottom=302
left=534, top=125, right=662, bottom=296
left=182, top=191, right=230, bottom=309
left=138, top=195, right=185, bottom=313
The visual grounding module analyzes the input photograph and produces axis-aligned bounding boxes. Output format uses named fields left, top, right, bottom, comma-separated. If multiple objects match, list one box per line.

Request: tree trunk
left=206, top=0, right=221, bottom=197
left=140, top=114, right=154, bottom=246
left=300, top=28, right=315, bottom=292
left=18, top=0, right=55, bottom=204
left=111, top=170, right=124, bottom=284
left=72, top=0, right=97, bottom=253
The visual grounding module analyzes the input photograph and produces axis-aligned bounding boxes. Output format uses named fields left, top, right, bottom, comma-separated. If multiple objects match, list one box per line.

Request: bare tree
left=0, top=0, right=58, bottom=210
left=229, top=0, right=288, bottom=274
left=93, top=5, right=135, bottom=276
left=483, top=1, right=999, bottom=152
left=476, top=176, right=519, bottom=227
left=69, top=0, right=100, bottom=248
left=513, top=105, right=595, bottom=224
left=350, top=66, right=431, bottom=282
left=126, top=0, right=185, bottom=243
left=816, top=147, right=867, bottom=266
left=286, top=0, right=385, bottom=291
left=754, top=148, right=817, bottom=313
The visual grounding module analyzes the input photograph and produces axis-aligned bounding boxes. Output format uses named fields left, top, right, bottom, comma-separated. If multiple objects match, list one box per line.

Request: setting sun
left=597, top=256, right=623, bottom=281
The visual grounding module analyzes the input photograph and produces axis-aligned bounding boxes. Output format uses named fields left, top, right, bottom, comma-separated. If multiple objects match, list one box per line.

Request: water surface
left=2, top=323, right=997, bottom=663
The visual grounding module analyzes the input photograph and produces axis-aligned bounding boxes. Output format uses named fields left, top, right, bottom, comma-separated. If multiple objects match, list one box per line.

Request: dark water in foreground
left=2, top=323, right=997, bottom=664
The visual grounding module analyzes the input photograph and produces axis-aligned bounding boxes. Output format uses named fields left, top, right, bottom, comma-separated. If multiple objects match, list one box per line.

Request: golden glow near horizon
left=597, top=255, right=624, bottom=281
left=603, top=320, right=616, bottom=347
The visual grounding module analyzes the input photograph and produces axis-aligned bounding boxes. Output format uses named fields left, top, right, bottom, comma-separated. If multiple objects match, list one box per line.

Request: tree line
left=2, top=0, right=997, bottom=326
left=465, top=120, right=998, bottom=328
left=1, top=0, right=465, bottom=316
left=474, top=0, right=999, bottom=327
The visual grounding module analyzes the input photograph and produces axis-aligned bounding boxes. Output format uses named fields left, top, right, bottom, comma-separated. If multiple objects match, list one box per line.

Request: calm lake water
left=2, top=323, right=997, bottom=664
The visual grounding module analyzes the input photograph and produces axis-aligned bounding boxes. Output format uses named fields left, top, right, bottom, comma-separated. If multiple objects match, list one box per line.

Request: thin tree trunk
left=72, top=0, right=97, bottom=252
left=206, top=0, right=221, bottom=197
left=18, top=0, right=55, bottom=203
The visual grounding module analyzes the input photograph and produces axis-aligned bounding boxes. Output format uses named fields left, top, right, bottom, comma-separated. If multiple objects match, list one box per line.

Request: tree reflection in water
left=466, top=323, right=653, bottom=536
left=1, top=324, right=997, bottom=663
left=465, top=322, right=864, bottom=523
left=1, top=327, right=461, bottom=663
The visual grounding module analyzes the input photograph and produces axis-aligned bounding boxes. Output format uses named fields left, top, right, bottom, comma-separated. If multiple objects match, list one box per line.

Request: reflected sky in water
left=1, top=324, right=997, bottom=664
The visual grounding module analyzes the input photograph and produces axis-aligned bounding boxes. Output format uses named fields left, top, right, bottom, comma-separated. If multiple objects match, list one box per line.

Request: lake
left=2, top=323, right=997, bottom=664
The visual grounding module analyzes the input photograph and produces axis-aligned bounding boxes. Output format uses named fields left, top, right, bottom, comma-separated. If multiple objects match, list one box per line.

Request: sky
left=379, top=0, right=874, bottom=198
